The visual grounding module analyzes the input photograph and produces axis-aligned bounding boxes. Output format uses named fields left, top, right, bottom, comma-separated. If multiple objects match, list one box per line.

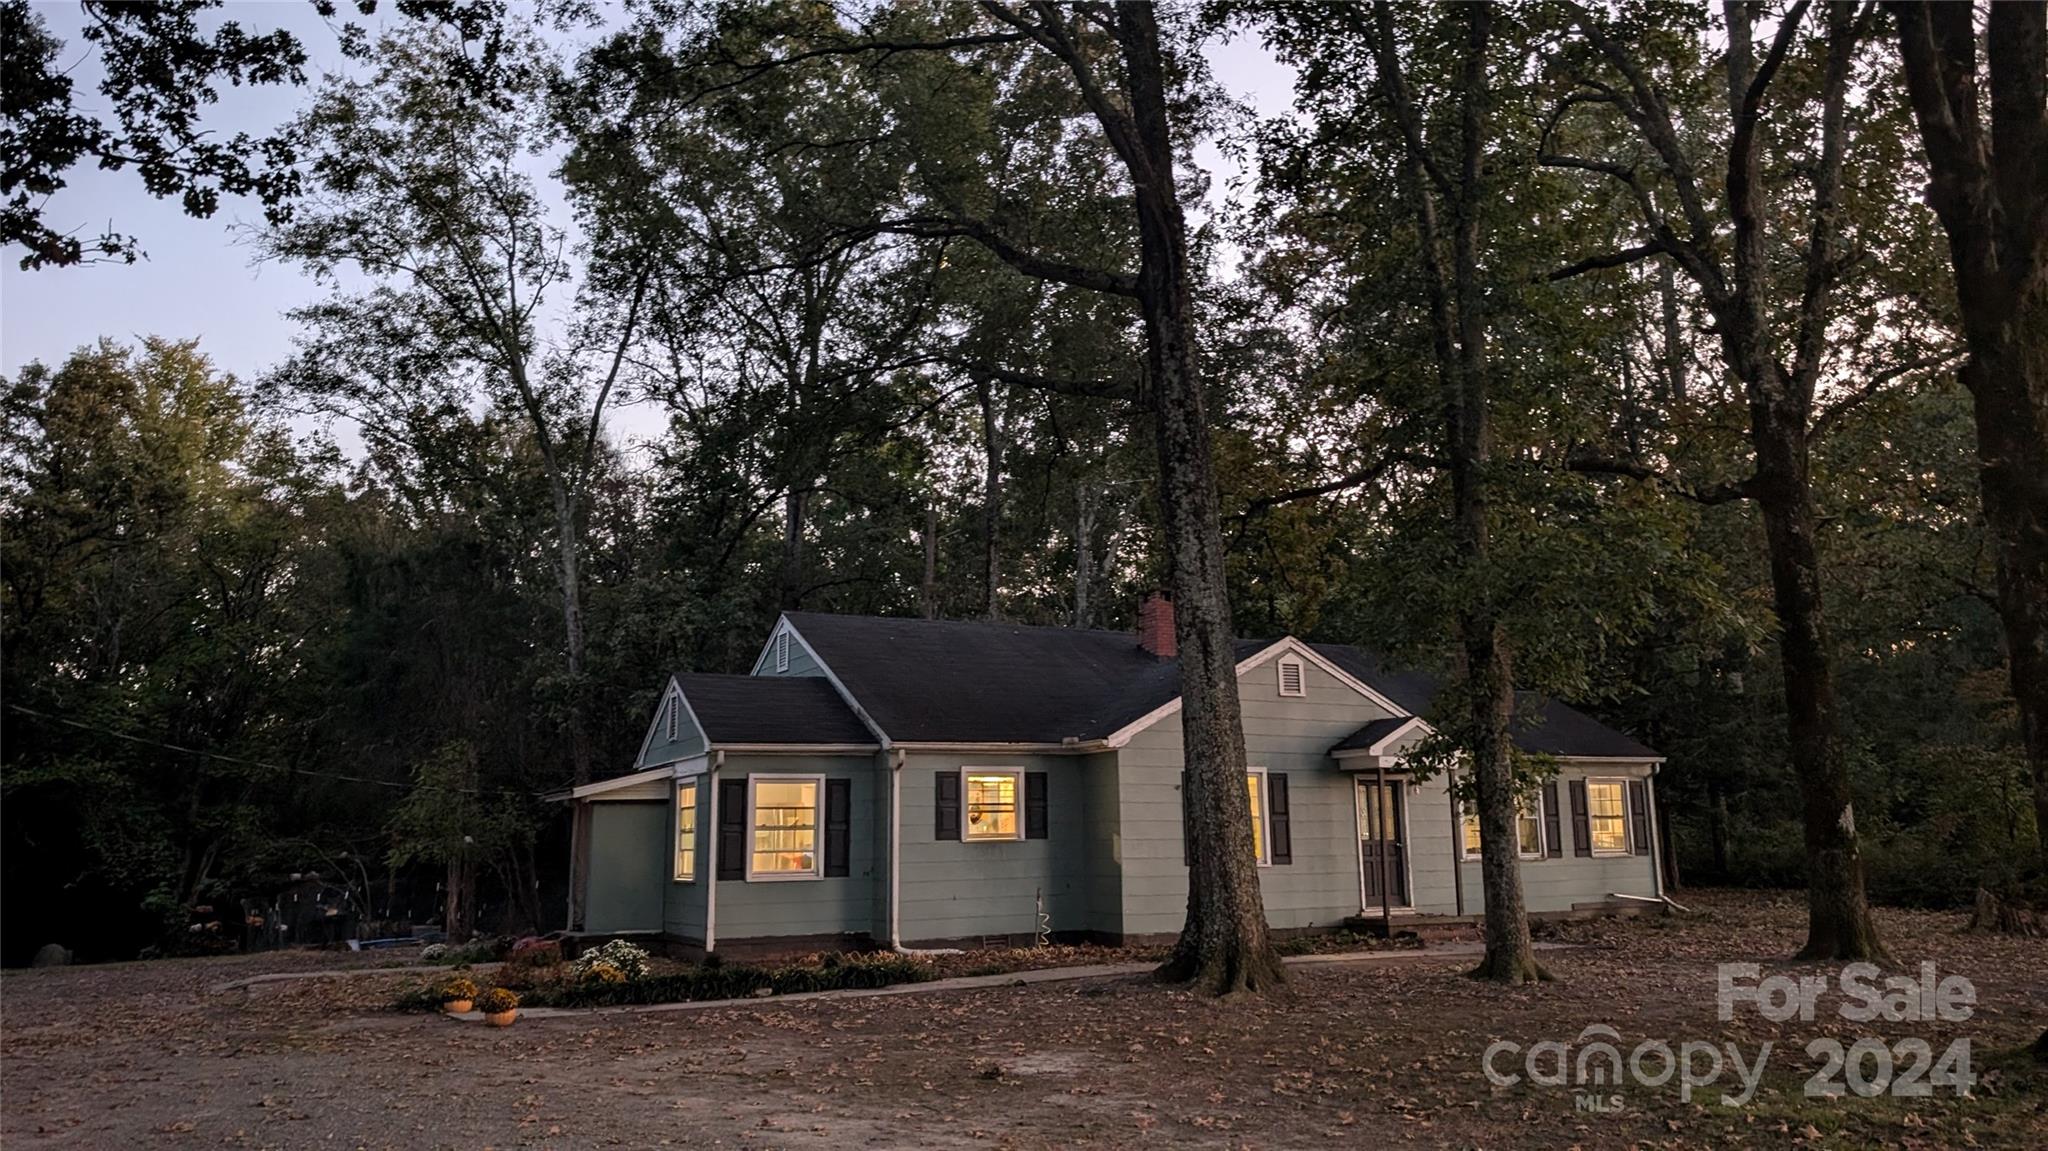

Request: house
left=561, top=598, right=1666, bottom=953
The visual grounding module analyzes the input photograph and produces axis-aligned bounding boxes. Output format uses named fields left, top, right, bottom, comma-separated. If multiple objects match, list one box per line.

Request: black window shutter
left=1568, top=778, right=1592, bottom=858
left=934, top=771, right=960, bottom=841
left=717, top=778, right=747, bottom=879
left=824, top=778, right=851, bottom=876
left=1629, top=779, right=1652, bottom=856
left=1024, top=771, right=1048, bottom=839
left=1542, top=780, right=1564, bottom=859
left=1268, top=773, right=1292, bottom=864
left=1181, top=770, right=1192, bottom=865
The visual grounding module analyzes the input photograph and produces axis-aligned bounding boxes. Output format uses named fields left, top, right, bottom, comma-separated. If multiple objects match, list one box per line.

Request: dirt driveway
left=5, top=892, right=2046, bottom=1149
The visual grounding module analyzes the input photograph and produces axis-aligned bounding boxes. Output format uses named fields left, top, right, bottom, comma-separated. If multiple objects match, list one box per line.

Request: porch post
left=1376, top=762, right=1392, bottom=926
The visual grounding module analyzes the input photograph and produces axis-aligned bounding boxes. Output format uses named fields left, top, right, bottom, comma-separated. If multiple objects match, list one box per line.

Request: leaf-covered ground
left=4, top=890, right=2045, bottom=1149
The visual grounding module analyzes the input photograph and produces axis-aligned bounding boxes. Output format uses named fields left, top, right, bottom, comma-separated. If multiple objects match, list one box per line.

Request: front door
left=1357, top=777, right=1410, bottom=910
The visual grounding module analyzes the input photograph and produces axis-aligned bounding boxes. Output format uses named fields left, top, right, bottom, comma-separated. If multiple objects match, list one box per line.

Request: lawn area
left=3, top=890, right=2044, bottom=1149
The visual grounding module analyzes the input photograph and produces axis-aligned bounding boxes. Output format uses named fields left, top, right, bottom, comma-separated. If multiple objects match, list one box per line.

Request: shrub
left=519, top=952, right=931, bottom=1009
left=476, top=987, right=520, bottom=1014
left=438, top=975, right=479, bottom=1003
left=570, top=940, right=650, bottom=981
left=582, top=960, right=626, bottom=985
left=419, top=943, right=449, bottom=962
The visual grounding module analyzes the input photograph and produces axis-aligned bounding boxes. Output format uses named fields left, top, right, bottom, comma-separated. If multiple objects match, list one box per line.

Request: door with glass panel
left=1357, top=777, right=1410, bottom=909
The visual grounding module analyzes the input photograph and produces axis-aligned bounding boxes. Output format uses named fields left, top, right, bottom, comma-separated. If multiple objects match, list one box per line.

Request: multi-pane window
left=1587, top=780, right=1630, bottom=855
left=674, top=780, right=698, bottom=881
left=964, top=771, right=1021, bottom=840
left=1515, top=801, right=1545, bottom=858
left=1246, top=769, right=1269, bottom=864
left=1462, top=797, right=1543, bottom=858
left=750, top=776, right=820, bottom=877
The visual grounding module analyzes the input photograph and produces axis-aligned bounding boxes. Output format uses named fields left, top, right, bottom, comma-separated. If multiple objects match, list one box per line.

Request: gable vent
left=665, top=693, right=680, bottom=741
left=774, top=631, right=791, bottom=672
left=1277, top=657, right=1306, bottom=697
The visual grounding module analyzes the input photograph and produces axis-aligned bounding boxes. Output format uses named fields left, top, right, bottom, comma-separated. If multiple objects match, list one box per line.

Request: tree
left=1550, top=0, right=1930, bottom=961
left=264, top=28, right=645, bottom=787
left=1888, top=0, right=2048, bottom=859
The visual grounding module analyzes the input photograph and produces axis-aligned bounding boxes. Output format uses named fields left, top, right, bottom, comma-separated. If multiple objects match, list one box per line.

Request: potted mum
left=477, top=986, right=520, bottom=1027
left=439, top=975, right=479, bottom=1014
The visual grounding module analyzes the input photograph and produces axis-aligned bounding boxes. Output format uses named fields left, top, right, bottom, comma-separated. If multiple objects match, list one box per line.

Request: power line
left=4, top=703, right=482, bottom=793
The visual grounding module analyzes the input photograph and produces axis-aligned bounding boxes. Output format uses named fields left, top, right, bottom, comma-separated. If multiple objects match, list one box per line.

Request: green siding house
left=561, top=600, right=1666, bottom=952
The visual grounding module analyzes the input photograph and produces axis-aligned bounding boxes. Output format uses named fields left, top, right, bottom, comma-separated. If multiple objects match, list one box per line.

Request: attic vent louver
left=665, top=693, right=679, bottom=741
left=774, top=631, right=791, bottom=672
left=1277, top=657, right=1306, bottom=697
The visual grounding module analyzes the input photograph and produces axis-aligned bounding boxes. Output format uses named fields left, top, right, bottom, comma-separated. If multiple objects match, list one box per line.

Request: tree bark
left=977, top=373, right=1005, bottom=620
left=1890, top=0, right=2048, bottom=852
left=780, top=487, right=807, bottom=610
left=1075, top=484, right=1096, bottom=629
left=1561, top=1, right=1885, bottom=960
left=1110, top=2, right=1281, bottom=995
left=1370, top=1, right=1544, bottom=983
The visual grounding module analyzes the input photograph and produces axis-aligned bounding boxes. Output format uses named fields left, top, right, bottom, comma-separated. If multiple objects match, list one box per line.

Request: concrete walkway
left=446, top=940, right=1572, bottom=1022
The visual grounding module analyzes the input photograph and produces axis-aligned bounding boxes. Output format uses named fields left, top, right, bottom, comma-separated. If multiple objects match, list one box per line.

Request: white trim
left=745, top=772, right=826, bottom=881
left=569, top=763, right=682, bottom=800
left=1584, top=777, right=1633, bottom=857
left=1454, top=797, right=1547, bottom=861
left=1103, top=637, right=1420, bottom=748
left=889, top=740, right=1104, bottom=753
left=631, top=679, right=708, bottom=771
left=753, top=616, right=896, bottom=749
left=706, top=742, right=879, bottom=754
left=960, top=767, right=1026, bottom=842
left=1276, top=657, right=1306, bottom=697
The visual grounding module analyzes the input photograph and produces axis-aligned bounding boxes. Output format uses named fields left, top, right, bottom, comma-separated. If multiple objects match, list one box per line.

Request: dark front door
left=1358, top=777, right=1410, bottom=909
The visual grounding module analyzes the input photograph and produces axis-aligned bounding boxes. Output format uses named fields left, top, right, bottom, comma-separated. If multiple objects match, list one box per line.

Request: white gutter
left=886, top=747, right=959, bottom=956
left=704, top=750, right=724, bottom=954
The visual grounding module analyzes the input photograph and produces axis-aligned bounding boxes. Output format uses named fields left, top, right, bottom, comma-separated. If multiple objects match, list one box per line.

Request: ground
left=4, top=891, right=2045, bottom=1149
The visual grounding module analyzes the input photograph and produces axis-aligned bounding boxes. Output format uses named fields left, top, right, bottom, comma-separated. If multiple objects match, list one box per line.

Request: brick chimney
left=1137, top=592, right=1177, bottom=659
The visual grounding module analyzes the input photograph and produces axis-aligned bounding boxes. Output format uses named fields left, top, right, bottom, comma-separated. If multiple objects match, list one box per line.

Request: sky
left=0, top=2, right=1296, bottom=451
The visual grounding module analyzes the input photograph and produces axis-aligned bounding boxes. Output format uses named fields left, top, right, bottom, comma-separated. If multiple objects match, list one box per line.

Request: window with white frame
left=1276, top=657, right=1306, bottom=697
left=674, top=780, right=698, bottom=881
left=963, top=770, right=1022, bottom=841
left=1460, top=797, right=1544, bottom=859
left=774, top=631, right=791, bottom=672
left=1246, top=767, right=1271, bottom=864
left=1586, top=779, right=1630, bottom=855
left=748, top=775, right=821, bottom=878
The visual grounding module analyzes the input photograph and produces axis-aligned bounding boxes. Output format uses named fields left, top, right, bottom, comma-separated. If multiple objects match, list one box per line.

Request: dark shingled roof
left=670, top=673, right=875, bottom=746
left=1330, top=716, right=1419, bottom=753
left=774, top=612, right=1659, bottom=759
left=1316, top=644, right=1660, bottom=760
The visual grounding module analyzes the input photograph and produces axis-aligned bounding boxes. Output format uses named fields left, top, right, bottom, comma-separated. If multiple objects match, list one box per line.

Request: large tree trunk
left=1717, top=2, right=1883, bottom=961
left=1111, top=3, right=1281, bottom=995
left=550, top=480, right=593, bottom=786
left=977, top=374, right=1004, bottom=620
left=1074, top=484, right=1096, bottom=629
left=780, top=487, right=807, bottom=610
left=1891, top=0, right=2048, bottom=853
left=1370, top=1, right=1542, bottom=982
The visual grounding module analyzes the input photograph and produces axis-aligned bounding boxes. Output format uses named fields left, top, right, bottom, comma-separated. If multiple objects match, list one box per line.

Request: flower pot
left=442, top=999, right=473, bottom=1014
left=484, top=1009, right=518, bottom=1027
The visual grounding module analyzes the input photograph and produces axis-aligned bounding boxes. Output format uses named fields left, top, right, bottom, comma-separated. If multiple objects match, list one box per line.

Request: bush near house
left=514, top=952, right=934, bottom=1009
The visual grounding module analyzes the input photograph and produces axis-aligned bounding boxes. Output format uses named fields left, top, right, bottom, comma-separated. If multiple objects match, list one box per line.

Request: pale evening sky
left=0, top=2, right=1296, bottom=452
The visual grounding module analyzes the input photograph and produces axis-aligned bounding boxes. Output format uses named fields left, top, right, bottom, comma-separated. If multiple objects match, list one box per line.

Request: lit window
left=1461, top=797, right=1543, bottom=858
left=1516, top=801, right=1545, bottom=858
left=964, top=771, right=1021, bottom=840
left=675, top=781, right=698, bottom=880
left=1247, top=769, right=1270, bottom=864
left=1587, top=780, right=1630, bottom=855
left=749, top=776, right=820, bottom=878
